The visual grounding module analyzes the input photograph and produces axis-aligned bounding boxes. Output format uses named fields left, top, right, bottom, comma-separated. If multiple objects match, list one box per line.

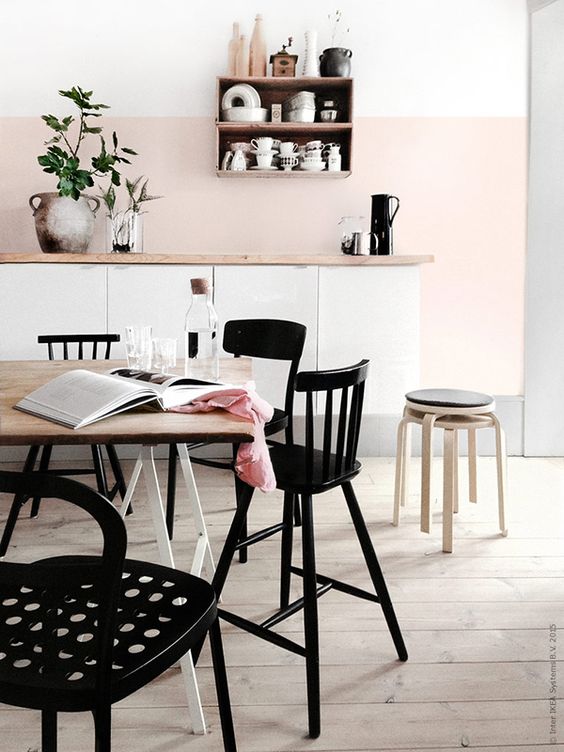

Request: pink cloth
left=170, top=384, right=276, bottom=492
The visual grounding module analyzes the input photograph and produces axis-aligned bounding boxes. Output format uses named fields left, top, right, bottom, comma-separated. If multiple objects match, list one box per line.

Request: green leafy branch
left=37, top=86, right=137, bottom=200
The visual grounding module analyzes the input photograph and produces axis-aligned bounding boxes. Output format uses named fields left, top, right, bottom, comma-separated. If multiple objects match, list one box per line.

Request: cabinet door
left=0, top=264, right=107, bottom=359
left=318, top=266, right=420, bottom=414
left=214, top=265, right=318, bottom=412
left=107, top=265, right=212, bottom=363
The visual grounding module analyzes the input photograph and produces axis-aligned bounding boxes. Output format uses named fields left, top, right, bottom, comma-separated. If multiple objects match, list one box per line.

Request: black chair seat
left=0, top=555, right=216, bottom=712
left=406, top=388, right=494, bottom=409
left=268, top=442, right=361, bottom=494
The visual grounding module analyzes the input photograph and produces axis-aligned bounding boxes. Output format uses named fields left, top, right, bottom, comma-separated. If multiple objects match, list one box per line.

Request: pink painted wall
left=0, top=115, right=527, bottom=394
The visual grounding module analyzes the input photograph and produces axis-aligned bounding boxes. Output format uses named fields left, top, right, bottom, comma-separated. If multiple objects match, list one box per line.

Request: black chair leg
left=166, top=444, right=178, bottom=540
left=0, top=445, right=40, bottom=557
left=91, top=445, right=110, bottom=498
left=30, top=444, right=52, bottom=518
left=235, top=470, right=251, bottom=564
left=301, top=493, right=321, bottom=739
left=209, top=618, right=238, bottom=752
left=280, top=491, right=294, bottom=609
left=293, top=494, right=302, bottom=527
left=342, top=481, right=408, bottom=662
left=93, top=705, right=112, bottom=752
left=105, top=444, right=128, bottom=503
left=41, top=709, right=57, bottom=752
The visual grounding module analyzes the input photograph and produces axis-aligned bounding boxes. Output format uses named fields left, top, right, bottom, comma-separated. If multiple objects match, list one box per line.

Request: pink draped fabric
left=170, top=385, right=276, bottom=492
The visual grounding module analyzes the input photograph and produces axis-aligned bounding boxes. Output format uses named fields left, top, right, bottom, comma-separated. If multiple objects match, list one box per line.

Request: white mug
left=306, top=140, right=325, bottom=151
left=256, top=152, right=274, bottom=168
left=279, top=141, right=298, bottom=156
left=251, top=137, right=274, bottom=152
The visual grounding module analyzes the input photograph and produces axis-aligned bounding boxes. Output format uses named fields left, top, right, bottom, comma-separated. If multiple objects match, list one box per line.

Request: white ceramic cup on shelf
left=251, top=137, right=274, bottom=152
left=256, top=152, right=274, bottom=168
left=124, top=325, right=152, bottom=370
left=279, top=141, right=298, bottom=156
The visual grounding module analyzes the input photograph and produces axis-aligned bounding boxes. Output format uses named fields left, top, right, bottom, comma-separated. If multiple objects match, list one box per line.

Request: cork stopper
left=190, top=277, right=210, bottom=295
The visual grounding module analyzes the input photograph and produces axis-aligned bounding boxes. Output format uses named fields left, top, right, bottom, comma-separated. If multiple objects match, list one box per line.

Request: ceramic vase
left=302, top=30, right=320, bottom=77
left=319, top=47, right=352, bottom=77
left=29, top=192, right=100, bottom=254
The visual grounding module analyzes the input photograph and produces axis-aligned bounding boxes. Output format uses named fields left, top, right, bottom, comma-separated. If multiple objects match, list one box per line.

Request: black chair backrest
left=38, top=334, right=120, bottom=361
left=296, top=359, right=369, bottom=480
left=0, top=471, right=127, bottom=701
left=223, top=319, right=307, bottom=442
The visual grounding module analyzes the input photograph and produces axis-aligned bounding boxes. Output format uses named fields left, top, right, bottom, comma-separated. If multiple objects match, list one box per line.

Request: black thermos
left=370, top=194, right=400, bottom=255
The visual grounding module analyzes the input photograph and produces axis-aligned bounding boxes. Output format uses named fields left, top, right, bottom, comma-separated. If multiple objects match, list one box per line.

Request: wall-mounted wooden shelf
left=216, top=76, right=353, bottom=178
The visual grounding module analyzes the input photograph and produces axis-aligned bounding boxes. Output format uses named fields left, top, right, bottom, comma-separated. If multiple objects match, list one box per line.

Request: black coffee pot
left=370, top=194, right=400, bottom=255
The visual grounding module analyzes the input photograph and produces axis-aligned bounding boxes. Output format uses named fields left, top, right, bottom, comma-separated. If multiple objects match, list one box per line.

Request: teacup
left=306, top=140, right=325, bottom=151
left=306, top=148, right=324, bottom=160
left=256, top=152, right=274, bottom=168
left=251, top=137, right=274, bottom=152
left=279, top=141, right=298, bottom=156
left=230, top=141, right=251, bottom=153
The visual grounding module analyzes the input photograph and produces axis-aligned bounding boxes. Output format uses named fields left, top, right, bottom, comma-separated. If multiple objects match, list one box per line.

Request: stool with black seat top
left=393, top=388, right=508, bottom=553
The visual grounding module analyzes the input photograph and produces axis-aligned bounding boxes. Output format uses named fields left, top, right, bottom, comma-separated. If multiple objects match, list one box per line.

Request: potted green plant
left=100, top=177, right=162, bottom=254
left=30, top=85, right=137, bottom=253
left=319, top=10, right=352, bottom=77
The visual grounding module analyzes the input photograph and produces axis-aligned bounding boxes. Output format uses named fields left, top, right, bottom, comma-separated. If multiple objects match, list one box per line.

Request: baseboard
left=0, top=395, right=525, bottom=463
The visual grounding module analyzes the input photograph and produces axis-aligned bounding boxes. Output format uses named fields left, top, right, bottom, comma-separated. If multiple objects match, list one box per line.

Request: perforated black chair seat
left=0, top=556, right=216, bottom=712
left=268, top=442, right=361, bottom=494
left=406, top=388, right=494, bottom=409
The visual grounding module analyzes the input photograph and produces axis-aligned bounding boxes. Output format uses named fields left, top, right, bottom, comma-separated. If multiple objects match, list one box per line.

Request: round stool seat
left=405, top=388, right=494, bottom=409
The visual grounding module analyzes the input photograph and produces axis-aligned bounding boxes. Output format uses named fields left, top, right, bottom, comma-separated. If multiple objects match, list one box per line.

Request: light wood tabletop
left=0, top=359, right=254, bottom=447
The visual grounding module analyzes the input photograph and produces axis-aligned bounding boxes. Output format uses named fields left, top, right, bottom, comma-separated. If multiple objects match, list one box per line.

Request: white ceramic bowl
left=284, top=108, right=316, bottom=123
left=221, top=84, right=262, bottom=110
left=222, top=107, right=269, bottom=123
left=300, top=161, right=326, bottom=172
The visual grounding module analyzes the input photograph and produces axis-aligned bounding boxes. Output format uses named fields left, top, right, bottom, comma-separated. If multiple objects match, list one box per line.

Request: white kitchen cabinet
left=0, top=264, right=106, bottom=360
left=107, top=264, right=211, bottom=362
left=214, top=265, right=318, bottom=413
left=318, top=266, right=420, bottom=414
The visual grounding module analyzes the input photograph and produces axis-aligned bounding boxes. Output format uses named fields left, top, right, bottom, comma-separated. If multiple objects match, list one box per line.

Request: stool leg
left=491, top=414, right=508, bottom=536
left=468, top=428, right=478, bottom=503
left=442, top=429, right=455, bottom=553
left=402, top=422, right=412, bottom=507
left=453, top=430, right=459, bottom=514
left=421, top=413, right=437, bottom=534
left=393, top=416, right=409, bottom=526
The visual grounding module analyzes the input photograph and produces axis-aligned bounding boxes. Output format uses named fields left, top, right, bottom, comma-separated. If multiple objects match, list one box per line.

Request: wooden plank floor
left=0, top=455, right=563, bottom=751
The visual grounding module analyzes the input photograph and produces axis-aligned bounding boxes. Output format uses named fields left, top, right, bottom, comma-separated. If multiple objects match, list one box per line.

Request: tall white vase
left=302, top=30, right=320, bottom=77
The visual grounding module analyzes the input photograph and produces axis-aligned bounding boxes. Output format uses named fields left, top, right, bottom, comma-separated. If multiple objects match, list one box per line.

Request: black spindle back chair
left=0, top=333, right=128, bottom=558
left=206, top=359, right=408, bottom=739
left=0, top=471, right=237, bottom=752
left=166, top=319, right=307, bottom=547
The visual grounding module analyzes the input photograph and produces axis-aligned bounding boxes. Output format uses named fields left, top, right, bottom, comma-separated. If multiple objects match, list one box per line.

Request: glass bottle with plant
left=100, top=177, right=162, bottom=254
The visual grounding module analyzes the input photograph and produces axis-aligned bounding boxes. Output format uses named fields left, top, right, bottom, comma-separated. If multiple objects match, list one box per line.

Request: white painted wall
left=0, top=0, right=527, bottom=117
left=524, top=0, right=564, bottom=454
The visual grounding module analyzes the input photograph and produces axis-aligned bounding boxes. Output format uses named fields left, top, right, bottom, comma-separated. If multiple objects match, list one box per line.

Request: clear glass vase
left=106, top=210, right=144, bottom=253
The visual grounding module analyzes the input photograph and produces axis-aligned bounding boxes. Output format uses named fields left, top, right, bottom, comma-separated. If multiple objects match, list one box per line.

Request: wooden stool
left=393, top=389, right=508, bottom=552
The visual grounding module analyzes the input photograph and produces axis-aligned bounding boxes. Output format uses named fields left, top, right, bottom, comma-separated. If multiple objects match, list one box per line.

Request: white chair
left=393, top=389, right=508, bottom=552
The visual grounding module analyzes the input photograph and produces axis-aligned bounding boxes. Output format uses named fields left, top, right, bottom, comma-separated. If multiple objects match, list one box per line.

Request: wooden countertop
left=0, top=253, right=434, bottom=266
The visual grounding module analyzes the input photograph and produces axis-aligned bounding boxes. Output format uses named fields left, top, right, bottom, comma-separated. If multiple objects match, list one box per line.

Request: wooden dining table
left=0, top=357, right=254, bottom=735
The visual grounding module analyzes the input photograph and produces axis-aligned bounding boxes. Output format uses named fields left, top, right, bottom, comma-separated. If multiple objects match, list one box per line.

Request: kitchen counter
left=0, top=253, right=433, bottom=266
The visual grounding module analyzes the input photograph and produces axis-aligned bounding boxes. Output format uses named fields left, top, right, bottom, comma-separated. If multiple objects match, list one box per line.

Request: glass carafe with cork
left=184, top=277, right=219, bottom=381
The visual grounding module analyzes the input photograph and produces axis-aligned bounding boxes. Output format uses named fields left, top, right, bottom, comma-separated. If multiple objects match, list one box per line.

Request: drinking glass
left=152, top=338, right=177, bottom=374
left=124, top=325, right=152, bottom=369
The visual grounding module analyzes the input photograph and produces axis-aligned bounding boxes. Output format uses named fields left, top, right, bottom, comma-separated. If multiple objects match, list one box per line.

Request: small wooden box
left=270, top=53, right=298, bottom=77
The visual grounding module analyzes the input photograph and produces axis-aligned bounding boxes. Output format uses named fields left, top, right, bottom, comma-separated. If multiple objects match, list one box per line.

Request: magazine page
left=108, top=368, right=230, bottom=409
left=15, top=369, right=158, bottom=429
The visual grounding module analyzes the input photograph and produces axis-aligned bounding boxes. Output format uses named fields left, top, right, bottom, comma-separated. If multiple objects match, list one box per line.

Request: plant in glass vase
left=31, top=85, right=137, bottom=253
left=100, top=177, right=162, bottom=254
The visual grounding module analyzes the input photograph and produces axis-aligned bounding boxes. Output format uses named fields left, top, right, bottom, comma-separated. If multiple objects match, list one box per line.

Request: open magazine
left=14, top=368, right=229, bottom=429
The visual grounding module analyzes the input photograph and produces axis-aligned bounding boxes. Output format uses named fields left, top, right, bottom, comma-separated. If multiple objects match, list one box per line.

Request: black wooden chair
left=166, top=319, right=307, bottom=553
left=0, top=334, right=128, bottom=558
left=203, top=359, right=408, bottom=738
left=0, top=470, right=237, bottom=752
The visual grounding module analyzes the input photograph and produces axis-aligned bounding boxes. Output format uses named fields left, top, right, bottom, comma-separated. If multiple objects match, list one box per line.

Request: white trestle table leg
left=176, top=443, right=216, bottom=578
